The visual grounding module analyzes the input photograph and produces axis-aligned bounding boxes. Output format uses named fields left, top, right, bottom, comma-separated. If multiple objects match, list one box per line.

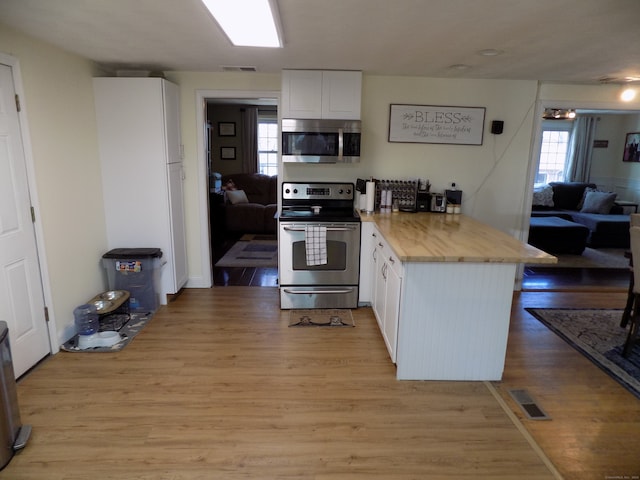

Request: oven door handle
left=282, top=288, right=355, bottom=295
left=282, top=226, right=357, bottom=232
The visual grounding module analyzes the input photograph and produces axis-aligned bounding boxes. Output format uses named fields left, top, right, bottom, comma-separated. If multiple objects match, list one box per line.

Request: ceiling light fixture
left=543, top=108, right=576, bottom=120
left=201, top=0, right=283, bottom=48
left=621, top=87, right=637, bottom=102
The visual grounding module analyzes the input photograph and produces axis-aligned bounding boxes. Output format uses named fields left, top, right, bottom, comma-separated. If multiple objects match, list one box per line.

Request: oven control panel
left=282, top=182, right=354, bottom=201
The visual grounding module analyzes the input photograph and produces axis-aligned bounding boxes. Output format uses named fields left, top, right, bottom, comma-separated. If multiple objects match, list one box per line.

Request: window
left=258, top=110, right=278, bottom=176
left=536, top=120, right=573, bottom=185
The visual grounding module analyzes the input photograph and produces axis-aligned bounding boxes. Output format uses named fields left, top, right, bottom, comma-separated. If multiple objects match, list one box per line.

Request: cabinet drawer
left=374, top=231, right=403, bottom=278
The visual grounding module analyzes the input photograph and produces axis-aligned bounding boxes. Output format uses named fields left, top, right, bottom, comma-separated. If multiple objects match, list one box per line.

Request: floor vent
left=508, top=389, right=551, bottom=420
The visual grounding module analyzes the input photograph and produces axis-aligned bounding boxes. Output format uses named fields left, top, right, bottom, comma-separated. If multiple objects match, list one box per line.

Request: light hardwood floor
left=4, top=286, right=639, bottom=479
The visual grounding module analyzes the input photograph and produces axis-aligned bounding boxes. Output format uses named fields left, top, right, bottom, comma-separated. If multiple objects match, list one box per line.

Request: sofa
left=530, top=182, right=629, bottom=250
left=216, top=173, right=277, bottom=235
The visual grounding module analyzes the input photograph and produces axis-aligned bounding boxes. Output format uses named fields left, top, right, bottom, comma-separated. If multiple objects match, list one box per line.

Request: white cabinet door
left=358, top=222, right=376, bottom=304
left=167, top=162, right=188, bottom=290
left=383, top=260, right=401, bottom=363
left=370, top=230, right=403, bottom=363
left=372, top=243, right=386, bottom=332
left=163, top=81, right=182, bottom=163
left=281, top=70, right=323, bottom=119
left=281, top=70, right=362, bottom=119
left=321, top=71, right=362, bottom=120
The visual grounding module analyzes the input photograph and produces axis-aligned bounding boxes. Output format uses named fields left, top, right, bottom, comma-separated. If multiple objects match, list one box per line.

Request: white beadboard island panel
left=396, top=262, right=516, bottom=381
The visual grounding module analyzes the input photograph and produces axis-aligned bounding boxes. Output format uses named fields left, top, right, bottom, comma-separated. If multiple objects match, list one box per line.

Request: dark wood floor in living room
left=522, top=266, right=629, bottom=291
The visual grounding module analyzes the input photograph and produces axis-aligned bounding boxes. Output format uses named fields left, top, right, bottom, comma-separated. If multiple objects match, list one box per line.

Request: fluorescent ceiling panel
left=202, top=0, right=282, bottom=48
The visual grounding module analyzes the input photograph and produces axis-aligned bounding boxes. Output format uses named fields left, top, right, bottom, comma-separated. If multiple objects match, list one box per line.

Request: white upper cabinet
left=281, top=70, right=362, bottom=120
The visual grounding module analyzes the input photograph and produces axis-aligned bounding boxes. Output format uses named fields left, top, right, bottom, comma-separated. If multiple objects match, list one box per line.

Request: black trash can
left=102, top=248, right=163, bottom=313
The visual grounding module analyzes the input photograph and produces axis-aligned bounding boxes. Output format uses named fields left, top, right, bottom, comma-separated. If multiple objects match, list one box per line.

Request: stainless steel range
left=278, top=182, right=361, bottom=309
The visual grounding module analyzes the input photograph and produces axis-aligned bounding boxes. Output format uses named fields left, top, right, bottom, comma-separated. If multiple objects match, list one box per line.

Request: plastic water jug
left=74, top=304, right=99, bottom=336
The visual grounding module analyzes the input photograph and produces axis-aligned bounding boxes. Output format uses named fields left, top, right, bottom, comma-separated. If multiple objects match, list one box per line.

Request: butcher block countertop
left=360, top=211, right=557, bottom=264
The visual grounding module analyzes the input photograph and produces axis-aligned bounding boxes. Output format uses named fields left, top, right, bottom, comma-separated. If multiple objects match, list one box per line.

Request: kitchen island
left=359, top=211, right=556, bottom=381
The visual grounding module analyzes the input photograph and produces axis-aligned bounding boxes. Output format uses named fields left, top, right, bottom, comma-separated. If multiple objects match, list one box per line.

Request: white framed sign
left=389, top=104, right=486, bottom=145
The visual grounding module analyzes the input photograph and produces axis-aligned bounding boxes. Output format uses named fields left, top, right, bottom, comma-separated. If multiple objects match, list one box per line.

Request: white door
left=167, top=162, right=187, bottom=290
left=0, top=63, right=50, bottom=377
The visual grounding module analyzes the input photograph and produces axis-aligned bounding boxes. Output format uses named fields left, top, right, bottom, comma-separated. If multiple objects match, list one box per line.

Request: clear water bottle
left=74, top=304, right=99, bottom=336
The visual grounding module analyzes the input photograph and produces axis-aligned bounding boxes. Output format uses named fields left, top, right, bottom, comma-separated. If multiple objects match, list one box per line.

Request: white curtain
left=241, top=107, right=258, bottom=174
left=565, top=116, right=598, bottom=182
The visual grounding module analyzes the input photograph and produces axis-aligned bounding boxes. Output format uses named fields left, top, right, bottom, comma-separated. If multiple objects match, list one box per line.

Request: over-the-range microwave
left=281, top=118, right=361, bottom=163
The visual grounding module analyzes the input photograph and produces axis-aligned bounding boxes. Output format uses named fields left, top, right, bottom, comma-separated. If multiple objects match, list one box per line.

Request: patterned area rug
left=288, top=309, right=355, bottom=327
left=526, top=308, right=640, bottom=399
left=215, top=234, right=278, bottom=268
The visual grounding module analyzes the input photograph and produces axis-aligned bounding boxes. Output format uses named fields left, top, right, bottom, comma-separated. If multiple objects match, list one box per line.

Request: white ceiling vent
left=221, top=66, right=258, bottom=72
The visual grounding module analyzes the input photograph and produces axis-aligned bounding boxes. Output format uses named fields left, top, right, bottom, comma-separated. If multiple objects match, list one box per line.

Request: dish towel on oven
left=305, top=225, right=327, bottom=266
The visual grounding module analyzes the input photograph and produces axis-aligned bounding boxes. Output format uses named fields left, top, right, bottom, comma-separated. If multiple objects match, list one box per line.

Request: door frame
left=517, top=98, right=640, bottom=289
left=194, top=89, right=280, bottom=287
left=0, top=52, right=57, bottom=355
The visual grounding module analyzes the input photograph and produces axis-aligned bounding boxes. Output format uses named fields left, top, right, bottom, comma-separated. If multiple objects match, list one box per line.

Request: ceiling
left=1, top=0, right=640, bottom=84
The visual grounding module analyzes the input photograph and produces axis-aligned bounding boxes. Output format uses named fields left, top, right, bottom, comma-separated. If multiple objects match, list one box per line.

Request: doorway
left=196, top=91, right=280, bottom=287
left=0, top=54, right=54, bottom=377
left=522, top=103, right=640, bottom=291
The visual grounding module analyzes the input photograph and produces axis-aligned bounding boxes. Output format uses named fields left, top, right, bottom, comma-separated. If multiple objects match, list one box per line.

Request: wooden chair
left=621, top=214, right=640, bottom=328
left=623, top=226, right=640, bottom=357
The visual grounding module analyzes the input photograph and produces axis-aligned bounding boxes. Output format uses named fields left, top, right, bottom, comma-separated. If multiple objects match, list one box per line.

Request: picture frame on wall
left=623, top=132, right=640, bottom=162
left=218, top=122, right=236, bottom=137
left=388, top=104, right=486, bottom=145
left=220, top=147, right=236, bottom=160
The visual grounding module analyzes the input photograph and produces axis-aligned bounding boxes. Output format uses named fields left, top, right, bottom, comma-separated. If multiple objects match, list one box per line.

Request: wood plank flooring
left=499, top=290, right=640, bottom=480
left=8, top=287, right=557, bottom=480
left=6, top=271, right=639, bottom=479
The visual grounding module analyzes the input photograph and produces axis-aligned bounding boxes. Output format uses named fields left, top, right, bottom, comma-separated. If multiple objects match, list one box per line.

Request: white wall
left=613, top=114, right=640, bottom=204
left=590, top=114, right=627, bottom=182
left=0, top=26, right=108, bottom=344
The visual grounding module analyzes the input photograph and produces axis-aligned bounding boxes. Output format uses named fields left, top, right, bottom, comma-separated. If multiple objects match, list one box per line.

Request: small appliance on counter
left=445, top=184, right=463, bottom=214
left=416, top=192, right=431, bottom=211
left=416, top=178, right=431, bottom=211
left=430, top=193, right=447, bottom=212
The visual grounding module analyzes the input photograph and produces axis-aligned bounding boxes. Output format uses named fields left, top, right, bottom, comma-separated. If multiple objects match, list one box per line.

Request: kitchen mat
left=288, top=309, right=354, bottom=327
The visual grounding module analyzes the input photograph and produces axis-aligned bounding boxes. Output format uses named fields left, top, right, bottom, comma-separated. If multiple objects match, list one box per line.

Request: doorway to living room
left=524, top=103, right=640, bottom=291
left=204, top=95, right=279, bottom=287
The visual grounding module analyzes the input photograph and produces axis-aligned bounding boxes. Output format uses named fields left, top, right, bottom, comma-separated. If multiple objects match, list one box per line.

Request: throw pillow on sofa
left=532, top=184, right=554, bottom=207
left=580, top=190, right=617, bottom=214
left=577, top=186, right=597, bottom=210
left=226, top=189, right=249, bottom=205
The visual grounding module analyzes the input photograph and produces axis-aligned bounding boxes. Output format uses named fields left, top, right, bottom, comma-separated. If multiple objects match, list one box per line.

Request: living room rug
left=526, top=308, right=640, bottom=399
left=288, top=309, right=355, bottom=327
left=529, top=247, right=629, bottom=269
left=215, top=234, right=278, bottom=268
left=61, top=311, right=153, bottom=353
